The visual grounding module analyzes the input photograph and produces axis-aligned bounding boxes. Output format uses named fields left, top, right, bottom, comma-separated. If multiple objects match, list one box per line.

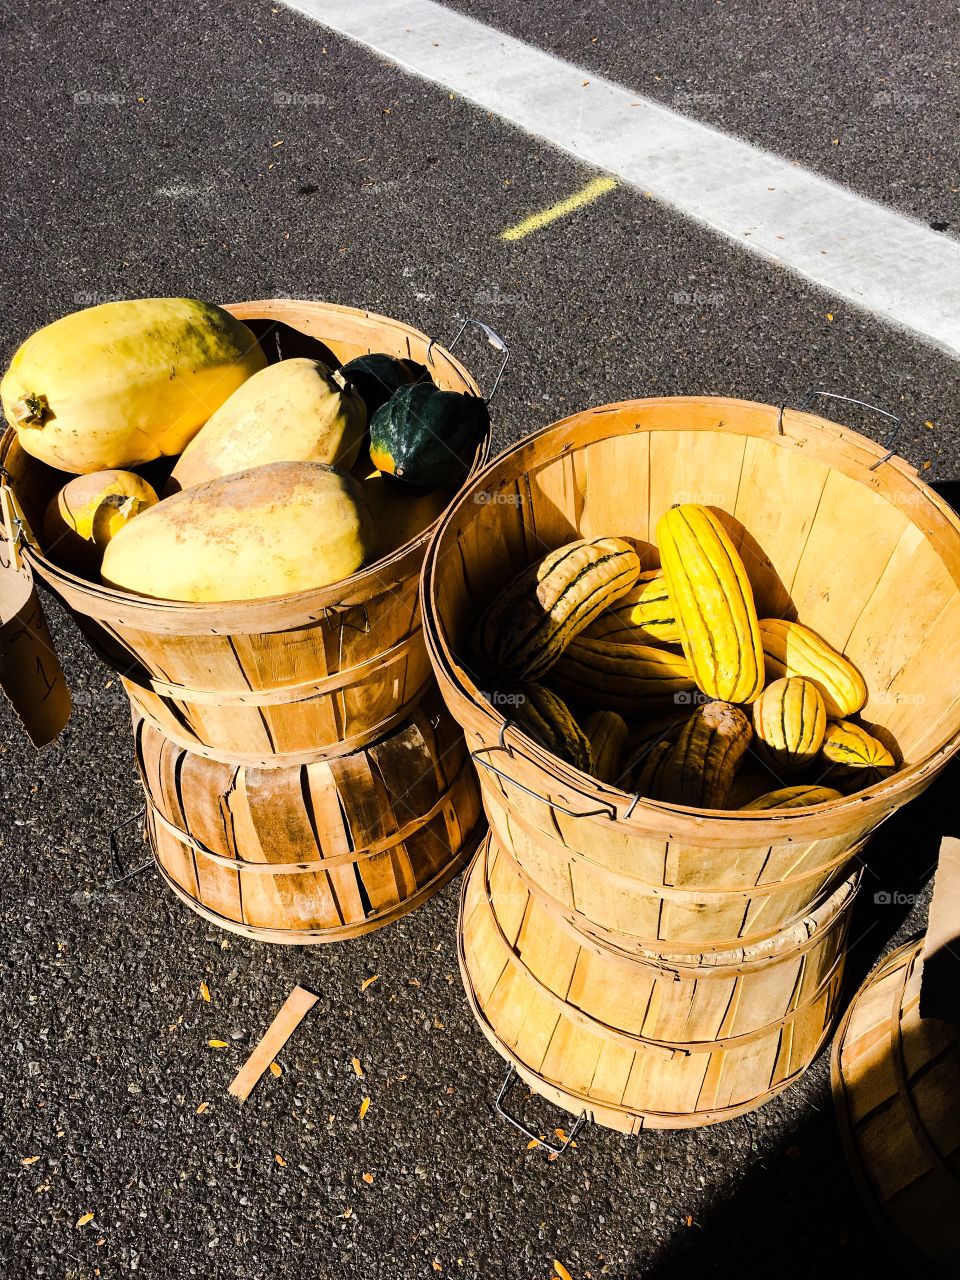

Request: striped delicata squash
left=758, top=618, right=866, bottom=718
left=583, top=569, right=681, bottom=645
left=657, top=504, right=764, bottom=703
left=474, top=537, right=640, bottom=680
left=630, top=737, right=675, bottom=797
left=550, top=636, right=698, bottom=713
left=751, top=676, right=826, bottom=775
left=582, top=710, right=630, bottom=785
left=640, top=700, right=753, bottom=808
left=507, top=683, right=594, bottom=773
left=743, top=785, right=843, bottom=811
left=820, top=720, right=896, bottom=784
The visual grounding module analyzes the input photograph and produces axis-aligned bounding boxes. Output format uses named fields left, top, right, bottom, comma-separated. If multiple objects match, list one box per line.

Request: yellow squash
left=758, top=618, right=867, bottom=718
left=167, top=358, right=366, bottom=492
left=2, top=298, right=265, bottom=473
left=743, top=785, right=843, bottom=811
left=550, top=635, right=697, bottom=713
left=583, top=569, right=681, bottom=645
left=101, top=461, right=374, bottom=603
left=657, top=504, right=764, bottom=703
left=820, top=720, right=896, bottom=786
left=44, top=470, right=158, bottom=575
left=751, top=676, right=826, bottom=775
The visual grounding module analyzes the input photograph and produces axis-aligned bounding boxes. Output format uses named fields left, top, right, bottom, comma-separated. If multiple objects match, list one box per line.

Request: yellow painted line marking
left=500, top=176, right=617, bottom=241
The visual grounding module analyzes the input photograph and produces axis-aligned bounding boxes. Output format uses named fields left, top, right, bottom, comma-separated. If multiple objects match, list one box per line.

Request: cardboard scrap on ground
left=228, top=985, right=318, bottom=1103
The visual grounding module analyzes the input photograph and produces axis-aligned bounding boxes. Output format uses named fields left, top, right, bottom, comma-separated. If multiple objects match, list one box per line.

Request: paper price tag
left=0, top=487, right=70, bottom=747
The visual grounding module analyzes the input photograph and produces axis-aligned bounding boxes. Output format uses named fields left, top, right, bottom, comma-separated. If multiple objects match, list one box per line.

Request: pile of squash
left=473, top=504, right=897, bottom=812
left=1, top=298, right=488, bottom=602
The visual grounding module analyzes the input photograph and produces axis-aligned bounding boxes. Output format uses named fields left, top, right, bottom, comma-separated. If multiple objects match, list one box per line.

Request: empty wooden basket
left=460, top=834, right=858, bottom=1131
left=424, top=397, right=960, bottom=950
left=137, top=690, right=484, bottom=943
left=1, top=298, right=489, bottom=763
left=832, top=938, right=960, bottom=1275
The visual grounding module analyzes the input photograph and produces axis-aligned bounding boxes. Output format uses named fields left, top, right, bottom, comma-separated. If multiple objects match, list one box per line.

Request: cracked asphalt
left=1, top=2, right=959, bottom=1277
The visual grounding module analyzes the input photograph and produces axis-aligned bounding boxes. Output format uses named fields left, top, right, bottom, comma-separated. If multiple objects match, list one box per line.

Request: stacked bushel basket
left=422, top=396, right=960, bottom=1132
left=0, top=301, right=490, bottom=943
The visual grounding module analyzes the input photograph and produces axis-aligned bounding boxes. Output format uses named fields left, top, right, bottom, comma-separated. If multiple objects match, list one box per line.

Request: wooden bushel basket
left=461, top=834, right=858, bottom=1131
left=0, top=299, right=490, bottom=764
left=832, top=938, right=960, bottom=1275
left=424, top=397, right=960, bottom=950
left=137, top=689, right=484, bottom=943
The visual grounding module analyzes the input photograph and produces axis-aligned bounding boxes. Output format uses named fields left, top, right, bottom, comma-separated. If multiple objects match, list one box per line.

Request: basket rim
left=422, top=394, right=960, bottom=834
left=3, top=297, right=489, bottom=626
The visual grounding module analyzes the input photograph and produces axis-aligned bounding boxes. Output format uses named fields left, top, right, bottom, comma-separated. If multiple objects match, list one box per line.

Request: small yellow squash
left=509, top=684, right=594, bottom=773
left=43, top=470, right=158, bottom=575
left=582, top=710, right=630, bottom=785
left=474, top=537, right=641, bottom=680
left=820, top=720, right=896, bottom=785
left=647, top=700, right=753, bottom=808
left=758, top=618, right=866, bottom=718
left=742, top=785, right=843, bottom=811
left=583, top=569, right=681, bottom=645
left=751, top=676, right=826, bottom=775
left=550, top=636, right=698, bottom=713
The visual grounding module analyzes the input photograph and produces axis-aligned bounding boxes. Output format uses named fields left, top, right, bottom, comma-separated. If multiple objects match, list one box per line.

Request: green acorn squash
left=369, top=384, right=488, bottom=490
left=340, top=353, right=420, bottom=419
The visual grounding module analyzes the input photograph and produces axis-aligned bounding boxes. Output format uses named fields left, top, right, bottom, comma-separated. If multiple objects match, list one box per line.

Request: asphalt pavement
left=2, top=2, right=959, bottom=1278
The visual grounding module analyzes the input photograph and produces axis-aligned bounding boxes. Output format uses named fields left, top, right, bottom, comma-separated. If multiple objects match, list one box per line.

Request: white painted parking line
left=285, top=0, right=960, bottom=360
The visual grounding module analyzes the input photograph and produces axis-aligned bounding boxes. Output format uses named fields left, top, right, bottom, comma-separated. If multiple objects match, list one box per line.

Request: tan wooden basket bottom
left=832, top=938, right=960, bottom=1275
left=136, top=690, right=485, bottom=942
left=153, top=821, right=481, bottom=944
left=460, top=835, right=855, bottom=1131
